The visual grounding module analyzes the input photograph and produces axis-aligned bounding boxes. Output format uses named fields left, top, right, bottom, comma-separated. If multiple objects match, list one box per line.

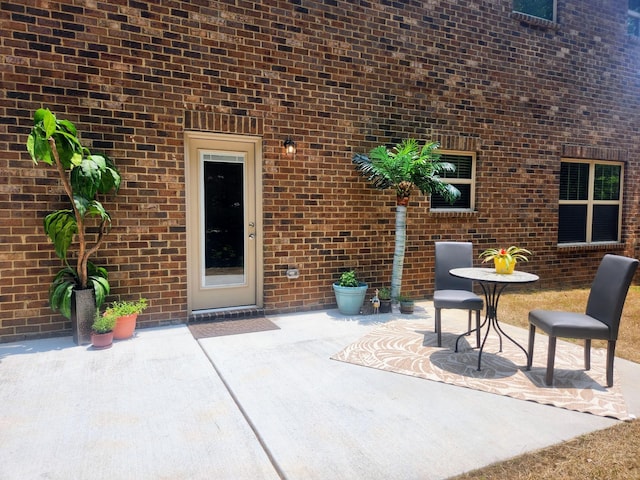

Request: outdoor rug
left=188, top=317, right=280, bottom=339
left=331, top=319, right=630, bottom=420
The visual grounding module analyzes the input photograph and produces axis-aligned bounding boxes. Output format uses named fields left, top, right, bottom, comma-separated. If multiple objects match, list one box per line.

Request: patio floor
left=1, top=301, right=638, bottom=479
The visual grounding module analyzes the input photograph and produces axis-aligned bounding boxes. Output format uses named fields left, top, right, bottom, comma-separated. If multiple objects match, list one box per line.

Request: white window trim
left=558, top=158, right=624, bottom=246
left=432, top=150, right=476, bottom=212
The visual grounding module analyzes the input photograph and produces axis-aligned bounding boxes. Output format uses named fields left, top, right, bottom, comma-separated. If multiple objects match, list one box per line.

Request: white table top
left=449, top=267, right=539, bottom=284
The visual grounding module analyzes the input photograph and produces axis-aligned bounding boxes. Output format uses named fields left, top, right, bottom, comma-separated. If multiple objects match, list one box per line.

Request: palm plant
left=26, top=108, right=121, bottom=319
left=353, top=139, right=460, bottom=298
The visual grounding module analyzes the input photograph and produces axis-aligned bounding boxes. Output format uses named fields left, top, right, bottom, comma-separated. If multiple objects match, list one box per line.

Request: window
left=431, top=151, right=475, bottom=211
left=513, top=0, right=556, bottom=22
left=558, top=160, right=623, bottom=244
left=629, top=0, right=640, bottom=37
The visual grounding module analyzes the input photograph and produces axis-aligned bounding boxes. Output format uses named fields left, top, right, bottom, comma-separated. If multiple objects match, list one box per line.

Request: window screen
left=514, top=0, right=555, bottom=21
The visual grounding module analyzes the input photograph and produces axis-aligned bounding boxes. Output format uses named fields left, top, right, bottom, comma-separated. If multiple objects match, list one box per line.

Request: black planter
left=71, top=288, right=96, bottom=345
left=379, top=299, right=392, bottom=313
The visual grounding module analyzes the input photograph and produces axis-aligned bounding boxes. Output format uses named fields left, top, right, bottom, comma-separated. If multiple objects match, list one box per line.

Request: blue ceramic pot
left=333, top=283, right=368, bottom=315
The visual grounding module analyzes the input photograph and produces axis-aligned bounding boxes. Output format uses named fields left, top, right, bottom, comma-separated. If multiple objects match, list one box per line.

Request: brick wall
left=1, top=0, right=639, bottom=342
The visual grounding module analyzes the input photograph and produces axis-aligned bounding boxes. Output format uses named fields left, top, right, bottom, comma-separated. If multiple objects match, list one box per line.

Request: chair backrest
left=585, top=254, right=639, bottom=339
left=434, top=242, right=474, bottom=292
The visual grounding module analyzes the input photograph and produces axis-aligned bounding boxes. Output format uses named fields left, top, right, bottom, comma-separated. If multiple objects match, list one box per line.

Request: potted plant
left=333, top=270, right=368, bottom=315
left=109, top=298, right=148, bottom=340
left=397, top=294, right=415, bottom=314
left=353, top=139, right=460, bottom=299
left=91, top=309, right=118, bottom=350
left=479, top=246, right=532, bottom=274
left=378, top=287, right=392, bottom=313
left=26, top=109, right=121, bottom=345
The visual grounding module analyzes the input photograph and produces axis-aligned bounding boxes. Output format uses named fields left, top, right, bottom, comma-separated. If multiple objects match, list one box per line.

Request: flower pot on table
left=494, top=257, right=516, bottom=274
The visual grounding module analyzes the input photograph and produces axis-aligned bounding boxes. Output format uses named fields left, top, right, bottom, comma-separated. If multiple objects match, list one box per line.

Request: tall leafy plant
left=353, top=139, right=460, bottom=298
left=26, top=109, right=121, bottom=318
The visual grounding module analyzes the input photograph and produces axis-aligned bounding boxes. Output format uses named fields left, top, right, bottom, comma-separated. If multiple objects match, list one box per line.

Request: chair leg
left=606, top=340, right=616, bottom=388
left=545, top=336, right=557, bottom=386
left=475, top=309, right=480, bottom=348
left=526, top=324, right=535, bottom=370
left=584, top=339, right=591, bottom=371
left=467, top=310, right=472, bottom=333
left=435, top=308, right=442, bottom=347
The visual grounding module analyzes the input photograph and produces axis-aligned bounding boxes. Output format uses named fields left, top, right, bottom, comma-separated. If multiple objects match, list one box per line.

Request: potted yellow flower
left=479, top=246, right=532, bottom=274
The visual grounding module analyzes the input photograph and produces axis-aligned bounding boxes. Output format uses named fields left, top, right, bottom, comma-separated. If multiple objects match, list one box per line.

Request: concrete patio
left=1, top=302, right=639, bottom=479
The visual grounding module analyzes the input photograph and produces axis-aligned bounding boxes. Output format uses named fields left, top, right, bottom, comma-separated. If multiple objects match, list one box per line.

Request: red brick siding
left=0, top=0, right=639, bottom=342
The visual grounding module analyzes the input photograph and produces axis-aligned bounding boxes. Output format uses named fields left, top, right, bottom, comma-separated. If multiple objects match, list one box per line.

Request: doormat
left=332, top=319, right=630, bottom=420
left=188, top=317, right=280, bottom=339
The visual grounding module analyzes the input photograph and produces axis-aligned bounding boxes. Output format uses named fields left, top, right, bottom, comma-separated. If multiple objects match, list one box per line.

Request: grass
left=451, top=286, right=640, bottom=480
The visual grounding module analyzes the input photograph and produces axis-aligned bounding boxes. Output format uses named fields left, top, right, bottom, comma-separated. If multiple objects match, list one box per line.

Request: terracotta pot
left=91, top=331, right=113, bottom=350
left=113, top=313, right=138, bottom=340
left=494, top=257, right=516, bottom=274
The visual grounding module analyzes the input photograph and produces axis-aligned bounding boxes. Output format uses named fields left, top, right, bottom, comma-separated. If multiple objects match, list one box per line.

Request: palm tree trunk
left=391, top=204, right=407, bottom=299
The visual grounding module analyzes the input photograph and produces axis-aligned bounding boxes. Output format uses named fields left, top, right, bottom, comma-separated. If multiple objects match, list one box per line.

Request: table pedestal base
left=455, top=281, right=529, bottom=371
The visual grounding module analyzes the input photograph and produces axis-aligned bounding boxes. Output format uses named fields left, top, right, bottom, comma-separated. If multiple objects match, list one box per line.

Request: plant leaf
left=87, top=262, right=109, bottom=308
left=44, top=210, right=77, bottom=260
left=49, top=267, right=78, bottom=319
left=97, top=154, right=121, bottom=193
left=72, top=195, right=90, bottom=218
left=86, top=200, right=111, bottom=223
left=71, top=155, right=102, bottom=199
left=53, top=130, right=83, bottom=169
left=42, top=109, right=56, bottom=137
left=57, top=118, right=77, bottom=137
left=352, top=152, right=393, bottom=190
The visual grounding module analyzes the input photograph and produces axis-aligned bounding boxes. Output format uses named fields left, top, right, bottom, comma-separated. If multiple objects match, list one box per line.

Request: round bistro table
left=449, top=267, right=539, bottom=371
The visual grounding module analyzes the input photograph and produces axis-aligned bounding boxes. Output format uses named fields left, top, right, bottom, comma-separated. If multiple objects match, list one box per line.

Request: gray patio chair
left=527, top=254, right=639, bottom=387
left=433, top=242, right=483, bottom=348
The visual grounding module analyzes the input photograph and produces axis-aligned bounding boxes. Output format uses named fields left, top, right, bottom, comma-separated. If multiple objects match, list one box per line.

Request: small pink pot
left=91, top=331, right=114, bottom=350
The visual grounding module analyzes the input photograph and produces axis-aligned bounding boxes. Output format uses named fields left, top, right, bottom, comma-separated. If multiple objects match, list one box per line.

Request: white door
left=185, top=132, right=263, bottom=312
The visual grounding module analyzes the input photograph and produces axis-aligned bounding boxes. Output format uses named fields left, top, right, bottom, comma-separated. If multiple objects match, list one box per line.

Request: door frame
left=184, top=131, right=263, bottom=313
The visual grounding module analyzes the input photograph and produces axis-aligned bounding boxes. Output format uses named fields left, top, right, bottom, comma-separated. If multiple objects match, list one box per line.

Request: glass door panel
left=203, top=155, right=245, bottom=287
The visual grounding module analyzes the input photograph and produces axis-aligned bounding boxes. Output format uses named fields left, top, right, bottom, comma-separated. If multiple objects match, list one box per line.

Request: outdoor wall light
left=283, top=137, right=296, bottom=156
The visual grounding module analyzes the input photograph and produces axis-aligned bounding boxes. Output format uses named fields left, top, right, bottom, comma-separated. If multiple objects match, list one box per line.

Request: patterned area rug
left=188, top=317, right=279, bottom=339
left=332, top=319, right=630, bottom=420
